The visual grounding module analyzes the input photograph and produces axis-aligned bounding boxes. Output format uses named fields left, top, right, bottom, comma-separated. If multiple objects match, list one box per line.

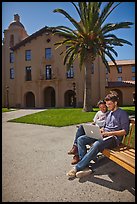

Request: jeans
left=73, top=125, right=85, bottom=145
left=75, top=135, right=118, bottom=171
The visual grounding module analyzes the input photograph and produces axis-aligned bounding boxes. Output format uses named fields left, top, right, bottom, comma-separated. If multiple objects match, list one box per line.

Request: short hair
left=97, top=100, right=106, bottom=107
left=105, top=92, right=119, bottom=103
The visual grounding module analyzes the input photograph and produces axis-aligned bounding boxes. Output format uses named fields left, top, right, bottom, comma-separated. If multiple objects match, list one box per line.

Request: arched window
left=10, top=34, right=14, bottom=47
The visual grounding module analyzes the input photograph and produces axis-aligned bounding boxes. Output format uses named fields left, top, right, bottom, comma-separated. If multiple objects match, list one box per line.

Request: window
left=45, top=48, right=51, bottom=59
left=10, top=52, right=14, bottom=63
left=106, top=67, right=109, bottom=74
left=91, top=64, right=94, bottom=74
left=132, top=66, right=135, bottom=73
left=132, top=76, right=135, bottom=81
left=10, top=68, right=14, bottom=79
left=25, top=66, right=32, bottom=81
left=66, top=65, right=74, bottom=78
left=10, top=34, right=14, bottom=47
left=118, top=77, right=122, bottom=81
left=66, top=45, right=70, bottom=49
left=66, top=45, right=71, bottom=52
left=45, top=65, right=52, bottom=80
left=25, top=50, right=31, bottom=61
left=106, top=76, right=108, bottom=82
left=118, top=66, right=122, bottom=73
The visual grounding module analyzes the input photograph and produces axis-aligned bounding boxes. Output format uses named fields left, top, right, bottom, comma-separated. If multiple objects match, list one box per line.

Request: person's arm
left=101, top=129, right=126, bottom=137
left=93, top=111, right=99, bottom=123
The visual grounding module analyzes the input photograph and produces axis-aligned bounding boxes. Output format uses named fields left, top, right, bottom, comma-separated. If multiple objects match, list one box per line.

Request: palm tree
left=51, top=2, right=133, bottom=112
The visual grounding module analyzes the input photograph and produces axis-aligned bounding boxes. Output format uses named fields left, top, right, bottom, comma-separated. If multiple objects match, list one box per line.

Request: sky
left=2, top=2, right=135, bottom=61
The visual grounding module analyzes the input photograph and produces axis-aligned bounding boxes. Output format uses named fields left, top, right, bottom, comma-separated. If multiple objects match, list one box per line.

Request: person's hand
left=100, top=127, right=105, bottom=133
left=102, top=131, right=111, bottom=137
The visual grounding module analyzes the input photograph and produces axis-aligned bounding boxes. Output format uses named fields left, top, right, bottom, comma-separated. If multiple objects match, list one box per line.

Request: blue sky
left=2, top=2, right=135, bottom=61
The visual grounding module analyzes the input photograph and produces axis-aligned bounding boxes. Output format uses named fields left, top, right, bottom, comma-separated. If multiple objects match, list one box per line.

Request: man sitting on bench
left=67, top=92, right=130, bottom=179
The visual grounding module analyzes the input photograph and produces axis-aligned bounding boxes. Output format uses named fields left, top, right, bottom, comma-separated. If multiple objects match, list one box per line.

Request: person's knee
left=78, top=125, right=84, bottom=132
left=93, top=140, right=104, bottom=152
left=77, top=135, right=86, bottom=145
left=92, top=140, right=102, bottom=150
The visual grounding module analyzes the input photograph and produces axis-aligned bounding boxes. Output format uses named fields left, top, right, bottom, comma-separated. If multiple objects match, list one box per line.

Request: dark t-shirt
left=104, top=108, right=130, bottom=143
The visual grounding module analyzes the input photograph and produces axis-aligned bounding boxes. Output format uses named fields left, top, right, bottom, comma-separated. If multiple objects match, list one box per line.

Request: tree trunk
left=83, top=56, right=93, bottom=112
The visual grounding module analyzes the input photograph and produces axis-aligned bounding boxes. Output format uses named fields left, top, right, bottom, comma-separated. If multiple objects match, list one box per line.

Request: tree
left=51, top=2, right=133, bottom=112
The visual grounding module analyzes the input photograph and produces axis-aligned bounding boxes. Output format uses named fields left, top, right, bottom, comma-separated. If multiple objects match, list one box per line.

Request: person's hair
left=97, top=100, right=106, bottom=107
left=105, top=91, right=119, bottom=103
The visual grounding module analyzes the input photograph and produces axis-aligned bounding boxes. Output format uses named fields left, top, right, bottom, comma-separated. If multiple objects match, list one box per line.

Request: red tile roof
left=106, top=81, right=135, bottom=88
left=108, top=60, right=135, bottom=66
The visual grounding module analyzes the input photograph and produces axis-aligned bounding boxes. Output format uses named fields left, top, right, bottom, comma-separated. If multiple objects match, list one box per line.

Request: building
left=105, top=60, right=135, bottom=106
left=2, top=14, right=135, bottom=109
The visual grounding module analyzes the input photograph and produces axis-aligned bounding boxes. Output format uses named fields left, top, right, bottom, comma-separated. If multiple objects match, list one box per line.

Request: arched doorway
left=25, top=91, right=35, bottom=108
left=44, top=87, right=55, bottom=107
left=111, top=89, right=123, bottom=106
left=64, top=90, right=76, bottom=107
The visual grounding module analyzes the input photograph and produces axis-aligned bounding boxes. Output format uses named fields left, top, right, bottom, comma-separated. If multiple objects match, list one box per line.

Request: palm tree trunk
left=83, top=56, right=93, bottom=112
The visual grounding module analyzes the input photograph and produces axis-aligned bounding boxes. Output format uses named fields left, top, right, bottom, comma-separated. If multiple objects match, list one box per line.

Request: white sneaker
left=76, top=167, right=92, bottom=178
left=66, top=167, right=77, bottom=178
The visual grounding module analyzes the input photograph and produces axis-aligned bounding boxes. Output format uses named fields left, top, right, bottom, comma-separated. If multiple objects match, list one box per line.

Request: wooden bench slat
left=102, top=149, right=135, bottom=174
left=110, top=147, right=135, bottom=157
left=102, top=149, right=135, bottom=168
left=102, top=118, right=135, bottom=174
left=120, top=150, right=135, bottom=158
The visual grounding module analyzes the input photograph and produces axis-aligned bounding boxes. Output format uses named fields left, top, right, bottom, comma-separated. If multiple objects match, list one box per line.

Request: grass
left=2, top=108, right=17, bottom=112
left=8, top=106, right=135, bottom=127
left=8, top=108, right=97, bottom=127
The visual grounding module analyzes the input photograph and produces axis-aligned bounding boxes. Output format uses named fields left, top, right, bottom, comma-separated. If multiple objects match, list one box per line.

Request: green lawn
left=2, top=108, right=17, bottom=112
left=8, top=106, right=135, bottom=127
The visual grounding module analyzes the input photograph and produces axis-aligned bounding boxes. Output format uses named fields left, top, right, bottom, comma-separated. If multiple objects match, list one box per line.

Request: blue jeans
left=75, top=135, right=118, bottom=171
left=73, top=125, right=85, bottom=145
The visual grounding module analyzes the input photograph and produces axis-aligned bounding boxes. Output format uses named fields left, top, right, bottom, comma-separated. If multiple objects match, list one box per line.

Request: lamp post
left=6, top=86, right=9, bottom=109
left=72, top=82, right=76, bottom=108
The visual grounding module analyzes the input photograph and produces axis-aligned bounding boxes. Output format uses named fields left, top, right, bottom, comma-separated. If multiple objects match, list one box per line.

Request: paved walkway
left=2, top=109, right=135, bottom=202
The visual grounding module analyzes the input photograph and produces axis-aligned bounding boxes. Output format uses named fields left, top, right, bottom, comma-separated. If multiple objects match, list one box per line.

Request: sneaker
left=76, top=167, right=92, bottom=178
left=71, top=155, right=80, bottom=165
left=66, top=167, right=77, bottom=178
left=68, top=145, right=78, bottom=155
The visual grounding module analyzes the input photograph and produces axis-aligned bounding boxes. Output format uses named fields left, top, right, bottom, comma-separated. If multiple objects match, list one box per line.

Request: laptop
left=83, top=124, right=103, bottom=140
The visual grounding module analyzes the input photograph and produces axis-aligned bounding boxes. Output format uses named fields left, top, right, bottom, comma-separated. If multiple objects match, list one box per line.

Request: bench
left=102, top=118, right=135, bottom=174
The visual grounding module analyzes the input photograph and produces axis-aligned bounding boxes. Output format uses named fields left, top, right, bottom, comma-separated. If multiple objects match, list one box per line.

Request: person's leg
left=76, top=140, right=100, bottom=171
left=71, top=135, right=96, bottom=165
left=74, top=125, right=85, bottom=145
left=77, top=135, right=97, bottom=159
left=68, top=125, right=85, bottom=155
left=76, top=136, right=117, bottom=171
left=66, top=136, right=96, bottom=178
left=67, top=136, right=118, bottom=178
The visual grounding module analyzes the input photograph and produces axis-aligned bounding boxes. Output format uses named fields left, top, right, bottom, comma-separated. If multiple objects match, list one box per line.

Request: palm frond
left=102, top=22, right=133, bottom=34
left=105, top=46, right=118, bottom=57
left=65, top=44, right=80, bottom=69
left=99, top=2, right=121, bottom=26
left=103, top=49, right=119, bottom=71
left=63, top=47, right=75, bottom=66
left=99, top=51, right=110, bottom=73
left=53, top=8, right=85, bottom=35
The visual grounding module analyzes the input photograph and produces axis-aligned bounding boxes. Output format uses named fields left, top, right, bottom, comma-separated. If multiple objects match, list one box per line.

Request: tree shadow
left=78, top=156, right=135, bottom=196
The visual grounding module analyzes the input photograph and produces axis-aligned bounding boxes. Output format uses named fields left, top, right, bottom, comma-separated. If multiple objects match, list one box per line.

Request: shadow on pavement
left=78, top=156, right=135, bottom=196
